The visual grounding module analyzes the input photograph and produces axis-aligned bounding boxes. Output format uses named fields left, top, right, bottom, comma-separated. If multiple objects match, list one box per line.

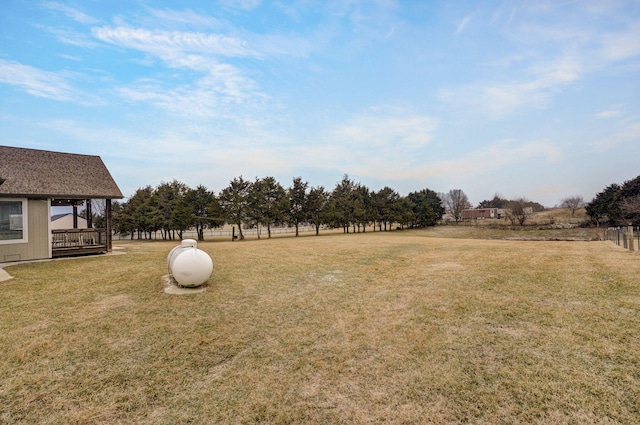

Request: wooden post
left=73, top=204, right=78, bottom=229
left=628, top=225, right=635, bottom=252
left=86, top=199, right=93, bottom=228
left=106, top=199, right=112, bottom=252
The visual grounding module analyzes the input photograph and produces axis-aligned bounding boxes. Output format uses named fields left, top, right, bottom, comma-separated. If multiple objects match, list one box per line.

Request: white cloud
left=39, top=118, right=233, bottom=162
left=220, top=0, right=263, bottom=11
left=36, top=25, right=99, bottom=48
left=595, top=107, right=623, bottom=119
left=419, top=139, right=559, bottom=178
left=59, top=54, right=82, bottom=61
left=87, top=13, right=314, bottom=119
left=490, top=2, right=518, bottom=25
left=590, top=139, right=618, bottom=153
left=516, top=22, right=589, bottom=44
left=0, top=59, right=77, bottom=102
left=529, top=55, right=581, bottom=86
left=147, top=9, right=224, bottom=29
left=35, top=117, right=300, bottom=196
left=617, top=122, right=640, bottom=140
left=440, top=55, right=582, bottom=118
left=114, top=47, right=268, bottom=117
left=456, top=13, right=473, bottom=34
left=482, top=52, right=533, bottom=68
left=592, top=121, right=640, bottom=152
left=92, top=25, right=268, bottom=113
left=330, top=108, right=436, bottom=149
left=598, top=22, right=640, bottom=62
left=116, top=69, right=264, bottom=119
left=42, top=2, right=98, bottom=24
left=92, top=26, right=258, bottom=59
left=293, top=136, right=563, bottom=195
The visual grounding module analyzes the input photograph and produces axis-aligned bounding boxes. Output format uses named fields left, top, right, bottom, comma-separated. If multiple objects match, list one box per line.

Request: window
left=0, top=199, right=28, bottom=243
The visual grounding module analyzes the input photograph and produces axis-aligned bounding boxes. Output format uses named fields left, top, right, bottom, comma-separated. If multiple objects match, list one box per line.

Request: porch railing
left=52, top=228, right=108, bottom=257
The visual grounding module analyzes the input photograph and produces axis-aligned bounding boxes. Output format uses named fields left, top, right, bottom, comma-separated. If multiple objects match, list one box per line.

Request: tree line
left=112, top=175, right=445, bottom=240
left=586, top=174, right=640, bottom=227
left=111, top=171, right=640, bottom=239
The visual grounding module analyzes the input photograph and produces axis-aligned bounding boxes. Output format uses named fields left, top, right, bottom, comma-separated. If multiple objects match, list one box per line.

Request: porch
left=52, top=228, right=109, bottom=258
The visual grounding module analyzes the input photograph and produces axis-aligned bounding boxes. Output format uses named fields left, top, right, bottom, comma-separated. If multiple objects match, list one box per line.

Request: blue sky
left=1, top=0, right=639, bottom=207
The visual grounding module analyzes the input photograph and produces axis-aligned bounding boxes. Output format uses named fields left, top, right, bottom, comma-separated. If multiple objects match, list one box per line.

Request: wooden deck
left=52, top=228, right=109, bottom=258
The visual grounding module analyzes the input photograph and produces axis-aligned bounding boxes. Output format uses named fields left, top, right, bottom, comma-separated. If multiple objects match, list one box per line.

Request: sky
left=1, top=0, right=640, bottom=207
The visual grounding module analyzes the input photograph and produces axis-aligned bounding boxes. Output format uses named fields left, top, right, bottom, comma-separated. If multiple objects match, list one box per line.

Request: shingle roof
left=0, top=146, right=123, bottom=199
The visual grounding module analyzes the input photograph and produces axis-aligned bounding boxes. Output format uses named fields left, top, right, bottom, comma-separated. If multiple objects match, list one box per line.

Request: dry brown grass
left=1, top=228, right=639, bottom=424
left=427, top=224, right=601, bottom=242
left=454, top=207, right=590, bottom=230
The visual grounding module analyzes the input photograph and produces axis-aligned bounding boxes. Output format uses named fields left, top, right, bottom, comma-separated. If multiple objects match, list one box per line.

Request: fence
left=604, top=226, right=640, bottom=252
left=115, top=225, right=320, bottom=241
left=52, top=228, right=108, bottom=257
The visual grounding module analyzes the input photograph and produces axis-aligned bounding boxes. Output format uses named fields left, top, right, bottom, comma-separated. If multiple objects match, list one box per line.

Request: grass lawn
left=1, top=228, right=639, bottom=424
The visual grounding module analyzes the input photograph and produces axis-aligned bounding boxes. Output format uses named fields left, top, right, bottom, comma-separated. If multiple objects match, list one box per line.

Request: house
left=462, top=208, right=500, bottom=220
left=51, top=213, right=88, bottom=230
left=0, top=146, right=123, bottom=262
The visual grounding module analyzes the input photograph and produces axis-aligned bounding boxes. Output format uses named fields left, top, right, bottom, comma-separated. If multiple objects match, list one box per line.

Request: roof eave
left=1, top=193, right=124, bottom=199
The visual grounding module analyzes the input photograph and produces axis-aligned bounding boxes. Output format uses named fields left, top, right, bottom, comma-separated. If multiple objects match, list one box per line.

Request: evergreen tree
left=586, top=184, right=622, bottom=226
left=249, top=176, right=288, bottom=239
left=156, top=180, right=189, bottom=240
left=406, top=189, right=444, bottom=227
left=331, top=174, right=357, bottom=233
left=307, top=186, right=329, bottom=236
left=219, top=176, right=252, bottom=240
left=287, top=177, right=308, bottom=237
left=374, top=186, right=401, bottom=231
left=186, top=185, right=218, bottom=241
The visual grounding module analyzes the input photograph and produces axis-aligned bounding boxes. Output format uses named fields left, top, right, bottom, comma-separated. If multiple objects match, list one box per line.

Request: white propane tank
left=167, top=239, right=213, bottom=287
left=167, top=239, right=197, bottom=271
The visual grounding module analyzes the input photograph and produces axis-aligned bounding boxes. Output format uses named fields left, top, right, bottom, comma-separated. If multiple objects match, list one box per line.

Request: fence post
left=628, top=225, right=635, bottom=252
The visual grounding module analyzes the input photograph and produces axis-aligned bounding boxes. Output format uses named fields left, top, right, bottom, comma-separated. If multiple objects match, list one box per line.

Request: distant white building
left=462, top=208, right=500, bottom=220
left=51, top=213, right=88, bottom=230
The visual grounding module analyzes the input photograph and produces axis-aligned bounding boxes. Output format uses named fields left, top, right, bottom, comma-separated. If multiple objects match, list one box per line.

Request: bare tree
left=443, top=189, right=472, bottom=223
left=505, top=198, right=532, bottom=226
left=621, top=194, right=640, bottom=225
left=560, top=195, right=584, bottom=217
left=89, top=199, right=107, bottom=228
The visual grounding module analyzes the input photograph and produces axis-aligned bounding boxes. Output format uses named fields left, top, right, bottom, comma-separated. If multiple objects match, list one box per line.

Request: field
left=1, top=227, right=639, bottom=424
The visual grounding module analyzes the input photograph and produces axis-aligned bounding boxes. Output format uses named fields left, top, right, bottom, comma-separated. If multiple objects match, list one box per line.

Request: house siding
left=0, top=198, right=50, bottom=262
